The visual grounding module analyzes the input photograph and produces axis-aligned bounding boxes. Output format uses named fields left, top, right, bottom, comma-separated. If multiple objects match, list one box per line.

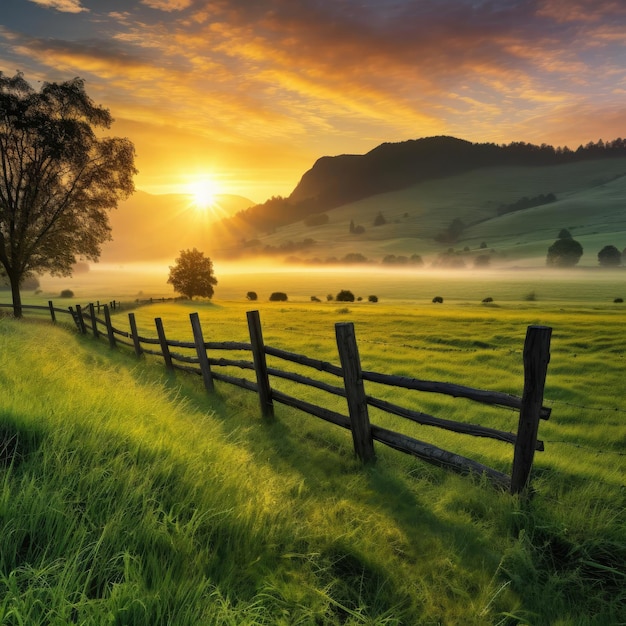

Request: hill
left=211, top=156, right=626, bottom=267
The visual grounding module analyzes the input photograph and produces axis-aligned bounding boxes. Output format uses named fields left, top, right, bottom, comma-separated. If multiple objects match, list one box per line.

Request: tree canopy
left=0, top=72, right=136, bottom=315
left=168, top=248, right=217, bottom=299
left=546, top=238, right=583, bottom=267
left=597, top=245, right=622, bottom=267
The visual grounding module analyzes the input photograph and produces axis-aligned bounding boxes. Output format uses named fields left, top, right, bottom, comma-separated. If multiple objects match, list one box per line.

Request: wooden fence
left=1, top=300, right=552, bottom=495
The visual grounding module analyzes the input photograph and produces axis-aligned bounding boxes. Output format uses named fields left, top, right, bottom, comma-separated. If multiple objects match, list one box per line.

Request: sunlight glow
left=188, top=177, right=220, bottom=210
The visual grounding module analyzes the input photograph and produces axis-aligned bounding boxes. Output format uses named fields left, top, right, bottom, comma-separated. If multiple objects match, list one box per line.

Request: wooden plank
left=128, top=313, right=143, bottom=357
left=366, top=395, right=543, bottom=450
left=246, top=310, right=274, bottom=420
left=371, top=424, right=511, bottom=490
left=264, top=345, right=344, bottom=377
left=155, top=317, right=173, bottom=370
left=189, top=312, right=215, bottom=392
left=271, top=389, right=351, bottom=430
left=511, top=325, right=552, bottom=494
left=335, top=322, right=375, bottom=463
left=363, top=370, right=551, bottom=420
left=103, top=305, right=116, bottom=349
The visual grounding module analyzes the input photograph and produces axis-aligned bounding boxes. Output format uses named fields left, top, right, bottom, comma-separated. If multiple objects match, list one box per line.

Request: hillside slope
left=232, top=158, right=626, bottom=266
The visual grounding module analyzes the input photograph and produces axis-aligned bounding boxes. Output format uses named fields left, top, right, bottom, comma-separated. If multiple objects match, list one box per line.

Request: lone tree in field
left=546, top=238, right=583, bottom=267
left=597, top=245, right=622, bottom=267
left=0, top=72, right=136, bottom=316
left=168, top=248, right=217, bottom=299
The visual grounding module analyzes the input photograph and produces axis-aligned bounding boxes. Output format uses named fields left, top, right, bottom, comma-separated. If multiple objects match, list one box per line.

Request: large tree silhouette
left=0, top=72, right=136, bottom=316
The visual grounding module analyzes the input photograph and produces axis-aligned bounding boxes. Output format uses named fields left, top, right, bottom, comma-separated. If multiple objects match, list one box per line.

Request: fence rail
left=2, top=300, right=552, bottom=495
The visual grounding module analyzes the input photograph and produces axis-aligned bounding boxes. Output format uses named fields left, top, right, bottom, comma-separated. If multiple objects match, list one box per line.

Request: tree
left=597, top=245, right=622, bottom=267
left=546, top=238, right=583, bottom=267
left=336, top=289, right=355, bottom=302
left=557, top=228, right=572, bottom=239
left=0, top=72, right=136, bottom=316
left=168, top=248, right=217, bottom=299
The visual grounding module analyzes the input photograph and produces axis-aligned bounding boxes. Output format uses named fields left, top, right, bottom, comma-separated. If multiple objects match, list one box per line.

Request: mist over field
left=33, top=260, right=626, bottom=306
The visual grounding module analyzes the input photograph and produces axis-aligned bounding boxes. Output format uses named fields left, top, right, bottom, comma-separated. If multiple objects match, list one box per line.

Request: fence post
left=189, top=312, right=214, bottom=392
left=511, top=325, right=552, bottom=495
left=246, top=310, right=274, bottom=420
left=75, top=304, right=87, bottom=335
left=335, top=322, right=376, bottom=464
left=48, top=301, right=56, bottom=323
left=103, top=305, right=116, bottom=349
left=155, top=317, right=173, bottom=371
left=128, top=313, right=143, bottom=357
left=88, top=303, right=99, bottom=338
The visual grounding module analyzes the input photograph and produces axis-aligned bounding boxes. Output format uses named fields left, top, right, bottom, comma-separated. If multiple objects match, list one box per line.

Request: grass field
left=1, top=276, right=625, bottom=624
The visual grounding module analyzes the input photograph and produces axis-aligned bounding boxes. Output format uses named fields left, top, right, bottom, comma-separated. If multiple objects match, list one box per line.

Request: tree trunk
left=9, top=272, right=22, bottom=318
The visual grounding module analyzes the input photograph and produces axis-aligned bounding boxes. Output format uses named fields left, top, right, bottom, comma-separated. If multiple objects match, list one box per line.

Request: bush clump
left=311, top=296, right=321, bottom=302
left=60, top=289, right=74, bottom=298
left=246, top=291, right=258, bottom=301
left=336, top=290, right=355, bottom=302
left=482, top=297, right=493, bottom=303
left=432, top=296, right=443, bottom=304
left=614, top=298, right=624, bottom=303
left=368, top=295, right=378, bottom=303
left=269, top=292, right=288, bottom=302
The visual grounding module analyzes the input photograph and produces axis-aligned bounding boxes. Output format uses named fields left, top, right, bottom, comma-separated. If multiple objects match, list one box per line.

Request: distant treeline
left=496, top=193, right=557, bottom=216
left=220, top=136, right=626, bottom=234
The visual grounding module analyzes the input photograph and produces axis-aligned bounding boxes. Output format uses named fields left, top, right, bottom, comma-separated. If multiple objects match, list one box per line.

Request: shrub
left=60, top=289, right=74, bottom=298
left=368, top=295, right=378, bottom=303
left=373, top=212, right=387, bottom=226
left=546, top=238, right=583, bottom=267
left=326, top=294, right=333, bottom=301
left=336, top=307, right=350, bottom=314
left=304, top=213, right=329, bottom=227
left=598, top=245, right=622, bottom=267
left=482, top=297, right=493, bottom=303
left=246, top=291, right=258, bottom=301
left=311, top=296, right=321, bottom=302
left=357, top=296, right=362, bottom=301
left=336, top=290, right=355, bottom=302
left=524, top=291, right=537, bottom=301
left=269, top=292, right=287, bottom=302
left=614, top=298, right=624, bottom=303
left=432, top=296, right=443, bottom=303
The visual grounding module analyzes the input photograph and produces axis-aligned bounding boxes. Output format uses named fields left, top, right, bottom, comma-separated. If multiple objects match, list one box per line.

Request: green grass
left=0, top=294, right=625, bottom=624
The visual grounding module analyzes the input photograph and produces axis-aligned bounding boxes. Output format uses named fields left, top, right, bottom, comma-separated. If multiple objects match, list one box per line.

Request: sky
left=1, top=0, right=625, bottom=203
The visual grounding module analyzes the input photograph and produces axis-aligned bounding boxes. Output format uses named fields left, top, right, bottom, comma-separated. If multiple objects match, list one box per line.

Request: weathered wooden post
left=246, top=310, right=274, bottom=420
left=511, top=325, right=552, bottom=494
left=103, top=305, right=116, bottom=349
left=335, top=322, right=376, bottom=463
left=75, top=304, right=87, bottom=335
left=189, top=312, right=214, bottom=392
left=128, top=313, right=143, bottom=357
left=48, top=301, right=56, bottom=323
left=88, top=303, right=99, bottom=338
left=155, top=317, right=173, bottom=371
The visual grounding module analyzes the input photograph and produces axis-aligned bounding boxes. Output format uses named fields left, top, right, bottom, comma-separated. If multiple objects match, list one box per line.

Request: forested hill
left=223, top=136, right=626, bottom=233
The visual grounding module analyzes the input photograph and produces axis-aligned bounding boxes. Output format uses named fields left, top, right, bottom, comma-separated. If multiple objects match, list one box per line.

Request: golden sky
left=2, top=0, right=625, bottom=203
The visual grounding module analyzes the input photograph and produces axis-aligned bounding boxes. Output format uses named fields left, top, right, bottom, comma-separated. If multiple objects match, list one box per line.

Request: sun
left=188, top=177, right=220, bottom=211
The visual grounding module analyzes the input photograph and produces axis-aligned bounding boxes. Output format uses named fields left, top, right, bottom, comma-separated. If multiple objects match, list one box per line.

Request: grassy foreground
left=0, top=299, right=624, bottom=625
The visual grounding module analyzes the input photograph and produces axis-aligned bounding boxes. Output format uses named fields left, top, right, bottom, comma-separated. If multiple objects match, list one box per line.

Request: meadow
left=1, top=271, right=625, bottom=625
